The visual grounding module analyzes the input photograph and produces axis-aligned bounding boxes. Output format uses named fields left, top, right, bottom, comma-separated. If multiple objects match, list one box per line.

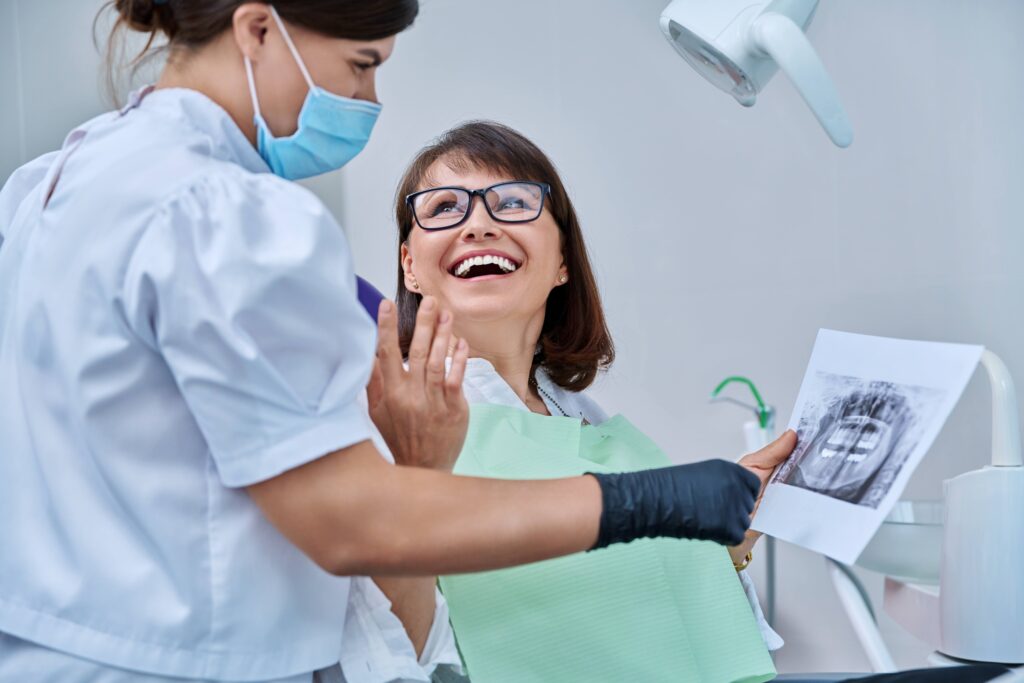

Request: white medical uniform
left=446, top=358, right=785, bottom=652
left=0, top=87, right=457, bottom=682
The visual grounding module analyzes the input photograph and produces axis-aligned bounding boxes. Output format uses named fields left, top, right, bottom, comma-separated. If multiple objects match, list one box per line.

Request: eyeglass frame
left=405, top=181, right=552, bottom=232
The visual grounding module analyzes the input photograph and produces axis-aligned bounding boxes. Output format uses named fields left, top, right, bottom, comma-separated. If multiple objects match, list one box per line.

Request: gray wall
left=3, top=0, right=1023, bottom=674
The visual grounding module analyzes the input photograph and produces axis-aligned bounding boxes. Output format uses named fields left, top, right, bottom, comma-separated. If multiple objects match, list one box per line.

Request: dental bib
left=439, top=404, right=775, bottom=683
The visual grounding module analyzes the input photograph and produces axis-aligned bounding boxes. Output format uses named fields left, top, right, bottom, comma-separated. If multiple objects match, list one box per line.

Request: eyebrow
left=357, top=48, right=383, bottom=66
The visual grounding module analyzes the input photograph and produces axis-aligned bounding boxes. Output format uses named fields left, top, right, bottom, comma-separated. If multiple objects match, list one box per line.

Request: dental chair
left=356, top=276, right=386, bottom=322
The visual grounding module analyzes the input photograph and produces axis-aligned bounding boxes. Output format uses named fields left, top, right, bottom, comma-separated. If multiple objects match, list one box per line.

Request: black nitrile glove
left=588, top=459, right=761, bottom=550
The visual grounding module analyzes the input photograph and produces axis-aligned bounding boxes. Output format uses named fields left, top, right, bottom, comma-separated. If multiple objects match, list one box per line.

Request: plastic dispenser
left=939, top=350, right=1024, bottom=664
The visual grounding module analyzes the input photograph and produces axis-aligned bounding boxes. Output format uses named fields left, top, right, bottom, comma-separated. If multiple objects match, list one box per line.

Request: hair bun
left=114, top=0, right=175, bottom=37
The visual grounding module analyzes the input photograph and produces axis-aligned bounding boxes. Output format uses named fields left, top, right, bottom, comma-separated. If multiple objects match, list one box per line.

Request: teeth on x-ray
left=774, top=372, right=945, bottom=508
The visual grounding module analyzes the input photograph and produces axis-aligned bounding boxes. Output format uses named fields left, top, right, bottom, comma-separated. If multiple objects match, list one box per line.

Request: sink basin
left=855, top=500, right=943, bottom=584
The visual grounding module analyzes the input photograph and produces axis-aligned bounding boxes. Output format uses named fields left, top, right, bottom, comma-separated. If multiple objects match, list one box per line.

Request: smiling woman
left=387, top=120, right=793, bottom=682
left=394, top=120, right=615, bottom=391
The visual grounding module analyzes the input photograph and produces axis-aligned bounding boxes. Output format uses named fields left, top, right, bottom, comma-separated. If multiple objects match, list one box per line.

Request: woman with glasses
left=386, top=120, right=793, bottom=683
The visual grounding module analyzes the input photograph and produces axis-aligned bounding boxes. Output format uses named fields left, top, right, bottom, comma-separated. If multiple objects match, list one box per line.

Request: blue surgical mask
left=244, top=6, right=382, bottom=180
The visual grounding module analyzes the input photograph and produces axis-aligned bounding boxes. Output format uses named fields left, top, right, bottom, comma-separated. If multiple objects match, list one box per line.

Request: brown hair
left=98, top=1, right=418, bottom=99
left=394, top=121, right=615, bottom=392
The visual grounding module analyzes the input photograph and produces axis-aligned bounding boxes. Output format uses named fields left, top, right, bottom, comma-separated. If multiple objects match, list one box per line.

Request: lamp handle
left=749, top=11, right=853, bottom=147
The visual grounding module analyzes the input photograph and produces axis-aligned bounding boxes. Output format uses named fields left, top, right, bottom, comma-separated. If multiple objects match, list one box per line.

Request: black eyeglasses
left=406, top=181, right=551, bottom=231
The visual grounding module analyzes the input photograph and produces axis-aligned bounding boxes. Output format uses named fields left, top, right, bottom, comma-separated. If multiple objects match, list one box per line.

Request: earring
left=410, top=274, right=420, bottom=290
left=558, top=275, right=568, bottom=284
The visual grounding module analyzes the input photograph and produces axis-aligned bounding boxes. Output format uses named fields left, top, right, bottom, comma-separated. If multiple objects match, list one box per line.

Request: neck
left=154, top=38, right=259, bottom=146
left=459, top=311, right=545, bottom=406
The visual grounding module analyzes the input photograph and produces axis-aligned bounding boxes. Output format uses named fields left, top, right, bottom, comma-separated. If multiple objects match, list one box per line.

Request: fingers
left=366, top=358, right=384, bottom=407
left=445, top=337, right=470, bottom=406
left=425, top=309, right=453, bottom=405
left=376, top=300, right=404, bottom=387
left=406, top=297, right=439, bottom=391
left=739, top=467, right=761, bottom=499
left=742, top=430, right=798, bottom=470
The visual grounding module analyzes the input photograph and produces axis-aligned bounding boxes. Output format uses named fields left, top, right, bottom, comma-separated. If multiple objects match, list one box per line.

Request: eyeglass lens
left=413, top=182, right=544, bottom=229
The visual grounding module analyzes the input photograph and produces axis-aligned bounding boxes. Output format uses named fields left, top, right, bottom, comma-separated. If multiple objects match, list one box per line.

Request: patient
left=386, top=120, right=785, bottom=683
left=367, top=121, right=1014, bottom=683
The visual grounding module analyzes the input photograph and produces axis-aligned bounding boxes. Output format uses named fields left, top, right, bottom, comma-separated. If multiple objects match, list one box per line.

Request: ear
left=232, top=3, right=274, bottom=62
left=400, top=243, right=419, bottom=294
left=554, top=261, right=569, bottom=287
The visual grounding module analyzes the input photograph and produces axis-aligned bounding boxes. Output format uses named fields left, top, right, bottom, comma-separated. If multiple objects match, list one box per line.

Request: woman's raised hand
left=367, top=297, right=471, bottom=471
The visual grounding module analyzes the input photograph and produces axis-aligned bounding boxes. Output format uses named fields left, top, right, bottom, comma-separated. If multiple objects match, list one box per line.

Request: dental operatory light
left=659, top=0, right=853, bottom=147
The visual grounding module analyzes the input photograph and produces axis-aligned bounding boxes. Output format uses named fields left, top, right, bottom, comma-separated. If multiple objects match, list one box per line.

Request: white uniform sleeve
left=737, top=570, right=785, bottom=651
left=339, top=578, right=462, bottom=683
left=338, top=396, right=464, bottom=682
left=121, top=170, right=377, bottom=487
left=0, top=151, right=60, bottom=249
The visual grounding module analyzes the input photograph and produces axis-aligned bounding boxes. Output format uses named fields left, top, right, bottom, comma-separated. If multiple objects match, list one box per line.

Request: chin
left=444, top=290, right=529, bottom=324
left=454, top=299, right=521, bottom=323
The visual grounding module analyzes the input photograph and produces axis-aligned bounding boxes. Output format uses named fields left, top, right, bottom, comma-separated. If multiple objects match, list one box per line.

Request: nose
left=458, top=195, right=503, bottom=241
left=359, top=76, right=380, bottom=105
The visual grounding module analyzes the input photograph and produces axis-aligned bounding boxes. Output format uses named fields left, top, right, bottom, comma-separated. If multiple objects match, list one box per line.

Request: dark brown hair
left=394, top=121, right=615, bottom=392
left=99, top=1, right=418, bottom=98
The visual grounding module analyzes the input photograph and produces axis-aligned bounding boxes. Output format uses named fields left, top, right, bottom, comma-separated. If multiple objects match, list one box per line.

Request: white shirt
left=0, top=87, right=455, bottom=682
left=456, top=358, right=784, bottom=652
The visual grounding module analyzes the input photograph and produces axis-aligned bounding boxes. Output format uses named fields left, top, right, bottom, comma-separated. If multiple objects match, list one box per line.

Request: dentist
left=0, top=2, right=780, bottom=681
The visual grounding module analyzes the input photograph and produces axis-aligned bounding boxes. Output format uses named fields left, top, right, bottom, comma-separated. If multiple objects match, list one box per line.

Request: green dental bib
left=439, top=404, right=776, bottom=683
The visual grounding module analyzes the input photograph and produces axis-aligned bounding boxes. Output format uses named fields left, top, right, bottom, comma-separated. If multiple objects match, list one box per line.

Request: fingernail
left=440, top=311, right=451, bottom=324
left=379, top=300, right=393, bottom=314
left=422, top=298, right=435, bottom=311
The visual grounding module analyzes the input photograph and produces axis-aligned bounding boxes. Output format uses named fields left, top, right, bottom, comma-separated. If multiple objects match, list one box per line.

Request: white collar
left=463, top=358, right=528, bottom=409
left=462, top=357, right=590, bottom=422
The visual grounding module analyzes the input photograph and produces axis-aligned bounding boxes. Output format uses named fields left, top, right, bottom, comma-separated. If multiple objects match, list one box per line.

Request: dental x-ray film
left=752, top=330, right=983, bottom=564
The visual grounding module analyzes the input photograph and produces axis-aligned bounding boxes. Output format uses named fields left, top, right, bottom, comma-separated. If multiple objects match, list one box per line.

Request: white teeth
left=452, top=255, right=520, bottom=278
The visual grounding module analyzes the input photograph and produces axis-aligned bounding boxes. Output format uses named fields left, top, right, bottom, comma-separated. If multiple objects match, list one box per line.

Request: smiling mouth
left=449, top=254, right=520, bottom=279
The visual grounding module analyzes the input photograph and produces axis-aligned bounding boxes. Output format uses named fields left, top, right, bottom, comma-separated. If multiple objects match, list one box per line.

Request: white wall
left=3, top=0, right=1023, bottom=675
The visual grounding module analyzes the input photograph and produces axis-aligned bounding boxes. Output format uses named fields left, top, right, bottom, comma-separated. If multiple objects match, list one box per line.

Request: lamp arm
left=749, top=11, right=853, bottom=147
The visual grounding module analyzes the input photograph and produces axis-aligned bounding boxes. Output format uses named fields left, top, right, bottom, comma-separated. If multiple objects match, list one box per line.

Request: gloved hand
left=588, top=459, right=761, bottom=549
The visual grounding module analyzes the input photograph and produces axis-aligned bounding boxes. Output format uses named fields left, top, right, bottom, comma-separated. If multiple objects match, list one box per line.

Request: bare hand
left=367, top=297, right=470, bottom=471
left=728, top=430, right=798, bottom=564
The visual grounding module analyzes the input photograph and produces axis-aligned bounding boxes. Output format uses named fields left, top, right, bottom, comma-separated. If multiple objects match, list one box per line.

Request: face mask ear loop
left=269, top=5, right=317, bottom=93
left=243, top=56, right=263, bottom=120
